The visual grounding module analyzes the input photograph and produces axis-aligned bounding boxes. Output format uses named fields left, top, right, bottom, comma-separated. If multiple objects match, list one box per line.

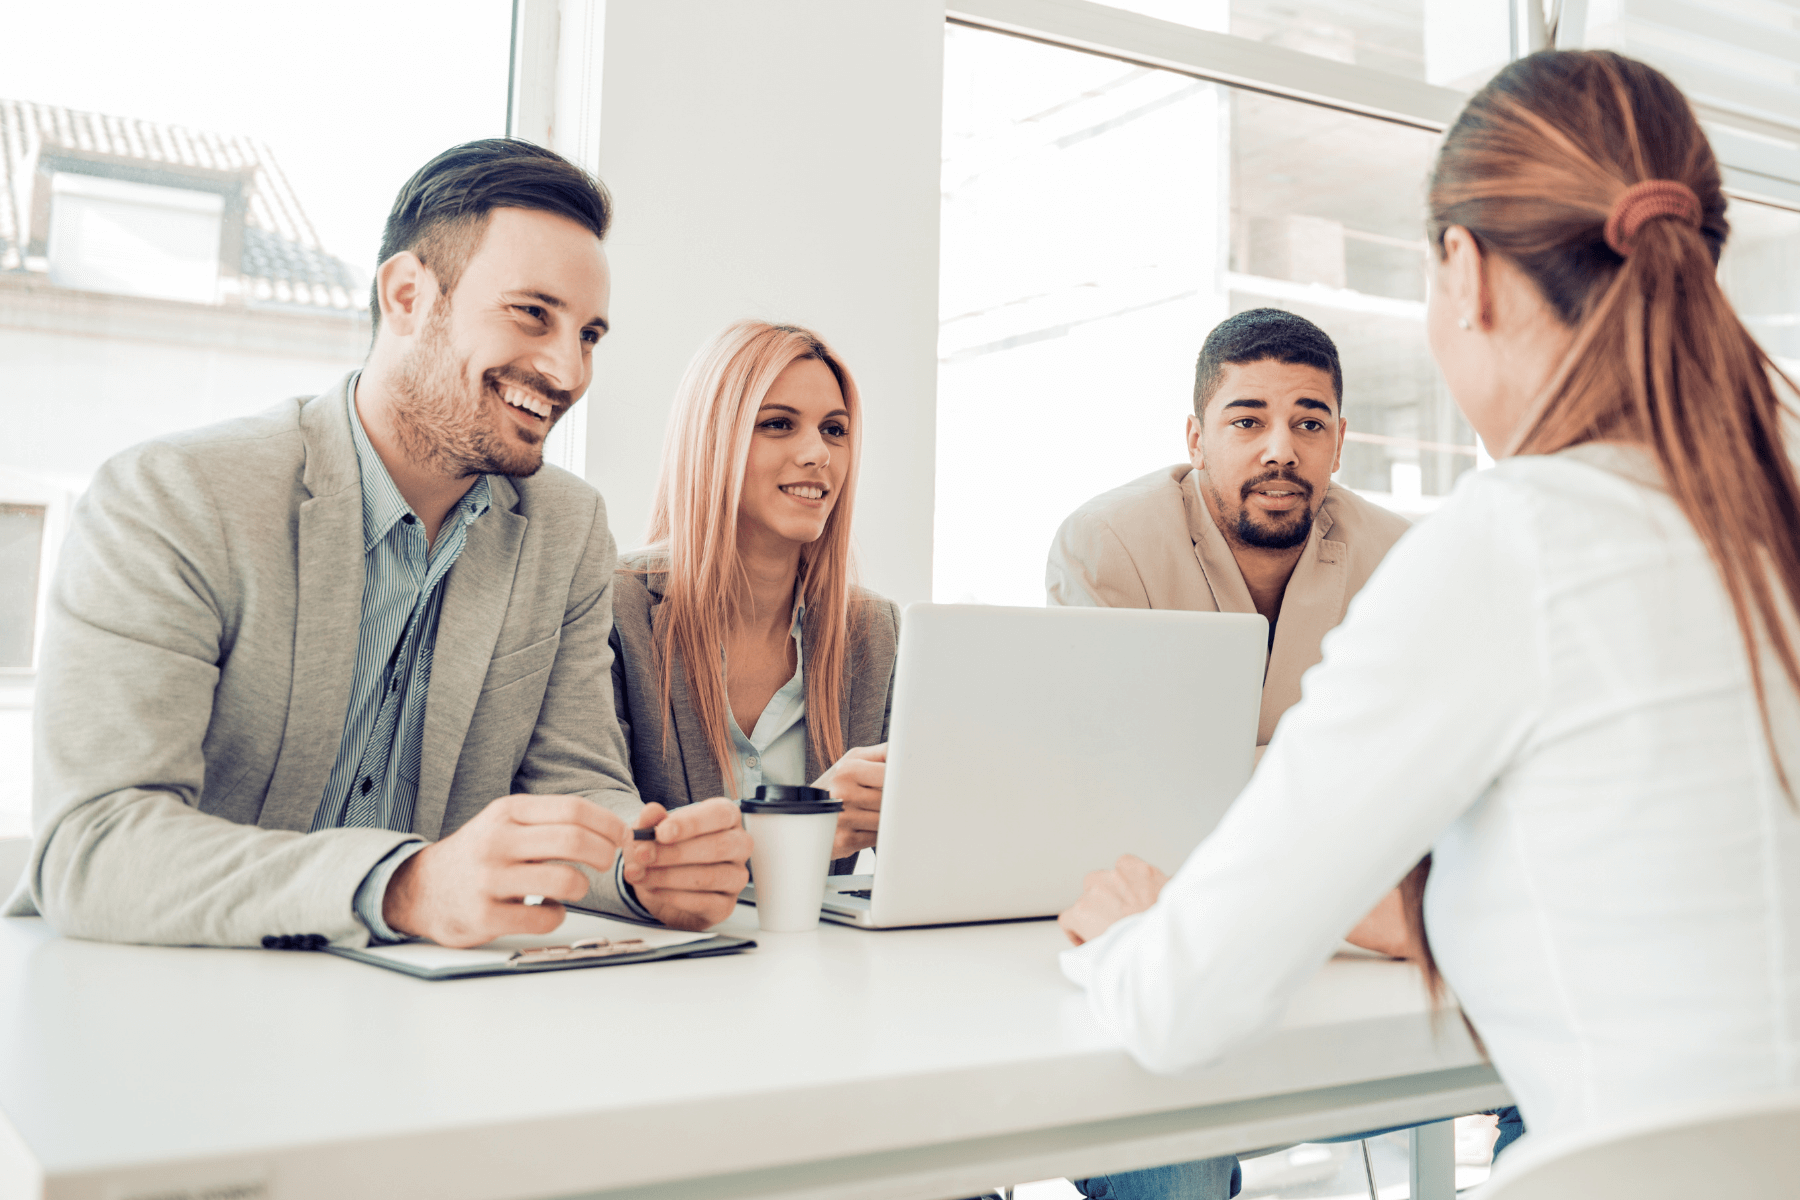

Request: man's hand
left=383, top=793, right=629, bottom=948
left=623, top=797, right=751, bottom=930
left=1344, top=887, right=1419, bottom=959
left=1058, top=854, right=1169, bottom=947
left=818, top=743, right=886, bottom=859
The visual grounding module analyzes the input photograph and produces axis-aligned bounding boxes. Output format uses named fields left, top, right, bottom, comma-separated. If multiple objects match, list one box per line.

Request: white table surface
left=0, top=905, right=1509, bottom=1200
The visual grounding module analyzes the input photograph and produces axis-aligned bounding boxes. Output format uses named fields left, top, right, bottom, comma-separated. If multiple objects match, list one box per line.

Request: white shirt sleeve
left=1062, top=473, right=1548, bottom=1074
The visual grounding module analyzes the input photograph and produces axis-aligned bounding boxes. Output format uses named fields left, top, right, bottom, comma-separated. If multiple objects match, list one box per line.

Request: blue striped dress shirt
left=315, top=379, right=491, bottom=938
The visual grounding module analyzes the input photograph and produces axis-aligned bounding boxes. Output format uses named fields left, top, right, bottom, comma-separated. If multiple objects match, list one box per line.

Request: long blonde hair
left=642, top=320, right=864, bottom=790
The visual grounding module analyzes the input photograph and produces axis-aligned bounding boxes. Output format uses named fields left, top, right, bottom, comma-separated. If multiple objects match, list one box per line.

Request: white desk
left=0, top=907, right=1508, bottom=1200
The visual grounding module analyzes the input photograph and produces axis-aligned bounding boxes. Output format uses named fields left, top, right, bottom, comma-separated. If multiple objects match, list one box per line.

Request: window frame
left=0, top=472, right=72, bottom=681
left=506, top=0, right=606, bottom=480
left=947, top=0, right=1466, bottom=131
left=948, top=0, right=1800, bottom=208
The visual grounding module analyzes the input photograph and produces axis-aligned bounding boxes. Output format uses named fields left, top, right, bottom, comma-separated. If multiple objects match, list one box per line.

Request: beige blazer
left=1046, top=463, right=1411, bottom=745
left=609, top=561, right=899, bottom=873
left=7, top=374, right=640, bottom=946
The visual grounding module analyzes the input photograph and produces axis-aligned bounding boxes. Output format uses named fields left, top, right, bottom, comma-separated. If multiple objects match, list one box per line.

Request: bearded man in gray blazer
left=7, top=139, right=750, bottom=949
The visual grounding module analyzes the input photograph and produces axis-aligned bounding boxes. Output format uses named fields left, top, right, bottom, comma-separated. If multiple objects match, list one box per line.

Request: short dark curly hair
left=1192, top=308, right=1343, bottom=416
left=369, top=138, right=612, bottom=331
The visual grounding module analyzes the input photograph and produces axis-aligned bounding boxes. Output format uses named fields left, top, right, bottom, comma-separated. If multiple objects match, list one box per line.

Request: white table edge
left=4, top=1063, right=1508, bottom=1200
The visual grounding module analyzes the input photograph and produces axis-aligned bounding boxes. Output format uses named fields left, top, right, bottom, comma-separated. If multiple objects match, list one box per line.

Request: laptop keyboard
left=820, top=874, right=876, bottom=914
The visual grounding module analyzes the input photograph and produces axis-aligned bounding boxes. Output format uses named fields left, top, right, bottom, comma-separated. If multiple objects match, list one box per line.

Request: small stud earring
left=1458, top=316, right=1472, bottom=330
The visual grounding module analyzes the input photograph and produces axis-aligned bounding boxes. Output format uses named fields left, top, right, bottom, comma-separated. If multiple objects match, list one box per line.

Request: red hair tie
left=1604, top=180, right=1702, bottom=256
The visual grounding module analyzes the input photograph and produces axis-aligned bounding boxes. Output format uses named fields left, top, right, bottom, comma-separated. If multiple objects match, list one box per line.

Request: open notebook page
left=353, top=911, right=713, bottom=972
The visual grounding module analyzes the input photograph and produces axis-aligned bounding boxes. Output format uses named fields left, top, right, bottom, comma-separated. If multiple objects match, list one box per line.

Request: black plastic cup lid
left=739, top=784, right=842, bottom=814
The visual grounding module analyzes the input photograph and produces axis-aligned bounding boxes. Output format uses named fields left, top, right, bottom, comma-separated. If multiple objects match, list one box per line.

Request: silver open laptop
left=747, top=602, right=1266, bottom=929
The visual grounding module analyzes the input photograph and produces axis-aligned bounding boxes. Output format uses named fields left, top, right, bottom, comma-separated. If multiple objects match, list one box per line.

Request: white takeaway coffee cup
left=741, top=785, right=843, bottom=933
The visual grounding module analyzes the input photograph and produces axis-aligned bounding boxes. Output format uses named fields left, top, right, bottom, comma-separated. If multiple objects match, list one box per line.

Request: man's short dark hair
left=1192, top=308, right=1343, bottom=416
left=369, top=138, right=613, bottom=330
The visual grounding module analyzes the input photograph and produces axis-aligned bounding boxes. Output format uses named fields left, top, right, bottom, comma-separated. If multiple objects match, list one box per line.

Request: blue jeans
left=1076, top=1155, right=1240, bottom=1199
left=1492, top=1106, right=1525, bottom=1158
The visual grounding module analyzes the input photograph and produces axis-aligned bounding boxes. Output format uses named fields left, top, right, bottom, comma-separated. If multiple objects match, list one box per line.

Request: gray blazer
left=6, top=374, right=641, bottom=946
left=608, top=563, right=898, bottom=873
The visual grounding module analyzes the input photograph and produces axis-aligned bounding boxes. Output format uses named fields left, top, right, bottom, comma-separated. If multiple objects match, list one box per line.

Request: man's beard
left=387, top=306, right=571, bottom=479
left=1212, top=468, right=1317, bottom=551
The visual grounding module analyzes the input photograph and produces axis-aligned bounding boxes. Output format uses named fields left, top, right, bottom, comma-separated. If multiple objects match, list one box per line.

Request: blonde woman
left=610, top=321, right=898, bottom=913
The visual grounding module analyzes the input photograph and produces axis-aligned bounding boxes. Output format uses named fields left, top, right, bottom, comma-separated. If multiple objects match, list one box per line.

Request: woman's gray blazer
left=608, top=565, right=899, bottom=873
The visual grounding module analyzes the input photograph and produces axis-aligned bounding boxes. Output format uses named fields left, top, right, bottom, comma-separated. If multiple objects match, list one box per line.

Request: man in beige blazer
left=1048, top=307, right=1410, bottom=751
left=1048, top=309, right=1422, bottom=1200
left=7, top=139, right=750, bottom=949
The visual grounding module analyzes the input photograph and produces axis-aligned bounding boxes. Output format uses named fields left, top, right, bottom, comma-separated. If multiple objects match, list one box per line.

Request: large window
left=936, top=11, right=1800, bottom=610
left=937, top=21, right=1450, bottom=607
left=938, top=28, right=1223, bottom=607
left=0, top=1, right=513, bottom=837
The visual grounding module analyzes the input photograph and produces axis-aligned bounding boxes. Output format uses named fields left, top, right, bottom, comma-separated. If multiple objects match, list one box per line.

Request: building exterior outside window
left=0, top=0, right=512, bottom=838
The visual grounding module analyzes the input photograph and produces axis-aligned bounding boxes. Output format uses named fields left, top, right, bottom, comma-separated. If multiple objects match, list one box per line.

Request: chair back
left=1478, top=1092, right=1800, bottom=1200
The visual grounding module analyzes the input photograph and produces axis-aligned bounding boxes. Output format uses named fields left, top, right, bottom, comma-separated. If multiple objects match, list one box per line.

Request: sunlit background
left=4, top=0, right=1799, bottom=882
left=1, top=1, right=1797, bottom=1193
left=0, top=1, right=512, bottom=835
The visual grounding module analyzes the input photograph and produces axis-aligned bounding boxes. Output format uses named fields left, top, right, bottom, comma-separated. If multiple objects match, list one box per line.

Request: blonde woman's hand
left=818, top=743, right=886, bottom=859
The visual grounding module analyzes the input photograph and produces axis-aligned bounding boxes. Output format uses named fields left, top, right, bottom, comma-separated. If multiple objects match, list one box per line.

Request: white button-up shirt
left=1064, top=445, right=1800, bottom=1148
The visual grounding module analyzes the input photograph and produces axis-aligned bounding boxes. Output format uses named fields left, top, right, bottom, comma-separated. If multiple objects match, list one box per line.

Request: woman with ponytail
left=1059, top=48, right=1800, bottom=1156
left=610, top=320, right=898, bottom=915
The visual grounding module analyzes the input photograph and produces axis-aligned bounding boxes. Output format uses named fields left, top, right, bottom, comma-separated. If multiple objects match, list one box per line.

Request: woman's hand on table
left=818, top=743, right=886, bottom=859
left=1058, top=854, right=1169, bottom=947
left=1343, top=887, right=1419, bottom=960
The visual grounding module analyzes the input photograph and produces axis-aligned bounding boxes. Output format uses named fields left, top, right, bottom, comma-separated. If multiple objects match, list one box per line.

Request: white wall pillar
left=587, top=0, right=946, bottom=609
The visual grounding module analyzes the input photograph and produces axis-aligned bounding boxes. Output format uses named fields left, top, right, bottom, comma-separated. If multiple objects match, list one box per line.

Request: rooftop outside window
left=47, top=173, right=226, bottom=304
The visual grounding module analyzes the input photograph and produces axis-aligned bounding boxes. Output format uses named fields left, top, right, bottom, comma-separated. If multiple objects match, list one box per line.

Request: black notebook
left=324, top=909, right=754, bottom=980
